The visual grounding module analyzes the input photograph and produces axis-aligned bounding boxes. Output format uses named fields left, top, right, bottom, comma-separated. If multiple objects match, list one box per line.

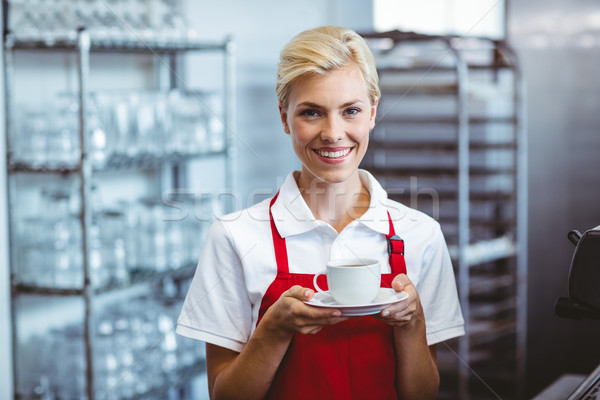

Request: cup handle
left=313, top=270, right=327, bottom=294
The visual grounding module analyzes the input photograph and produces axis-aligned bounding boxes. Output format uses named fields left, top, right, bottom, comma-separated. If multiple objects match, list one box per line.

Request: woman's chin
left=300, top=166, right=359, bottom=186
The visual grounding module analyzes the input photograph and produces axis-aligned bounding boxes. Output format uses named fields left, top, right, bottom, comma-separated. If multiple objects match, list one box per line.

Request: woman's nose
left=319, top=116, right=344, bottom=142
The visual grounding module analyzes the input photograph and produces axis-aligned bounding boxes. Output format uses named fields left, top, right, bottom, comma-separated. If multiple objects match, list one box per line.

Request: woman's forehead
left=288, top=65, right=370, bottom=106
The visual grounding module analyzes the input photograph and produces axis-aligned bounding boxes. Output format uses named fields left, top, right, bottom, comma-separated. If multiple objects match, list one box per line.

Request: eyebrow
left=296, top=99, right=365, bottom=109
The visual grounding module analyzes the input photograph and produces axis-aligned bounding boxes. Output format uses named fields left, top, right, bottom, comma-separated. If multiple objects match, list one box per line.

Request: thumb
left=286, top=285, right=314, bottom=300
left=392, top=274, right=409, bottom=292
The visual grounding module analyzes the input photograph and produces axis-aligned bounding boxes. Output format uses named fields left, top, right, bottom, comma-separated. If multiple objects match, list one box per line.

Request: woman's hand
left=375, top=274, right=439, bottom=399
left=207, top=285, right=348, bottom=400
left=374, top=274, right=424, bottom=329
left=262, top=285, right=350, bottom=338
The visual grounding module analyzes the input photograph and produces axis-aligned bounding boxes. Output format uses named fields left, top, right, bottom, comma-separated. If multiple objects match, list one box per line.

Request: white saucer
left=304, top=288, right=409, bottom=316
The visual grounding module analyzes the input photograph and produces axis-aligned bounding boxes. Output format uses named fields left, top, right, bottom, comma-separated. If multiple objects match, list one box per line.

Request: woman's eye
left=345, top=107, right=361, bottom=116
left=300, top=109, right=320, bottom=117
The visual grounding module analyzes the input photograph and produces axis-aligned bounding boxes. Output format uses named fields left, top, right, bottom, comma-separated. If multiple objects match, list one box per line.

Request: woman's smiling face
left=279, top=64, right=378, bottom=185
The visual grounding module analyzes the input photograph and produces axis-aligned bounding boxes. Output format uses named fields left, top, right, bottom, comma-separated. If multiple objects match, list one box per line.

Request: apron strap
left=386, top=211, right=407, bottom=275
left=269, top=192, right=290, bottom=274
left=269, top=194, right=406, bottom=276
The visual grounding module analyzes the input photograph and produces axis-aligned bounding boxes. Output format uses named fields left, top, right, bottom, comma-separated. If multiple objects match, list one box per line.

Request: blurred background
left=0, top=0, right=599, bottom=399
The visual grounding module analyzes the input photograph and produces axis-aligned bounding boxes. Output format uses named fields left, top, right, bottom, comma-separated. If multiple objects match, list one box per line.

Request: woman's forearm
left=210, top=315, right=293, bottom=400
left=392, top=313, right=440, bottom=399
left=208, top=286, right=349, bottom=399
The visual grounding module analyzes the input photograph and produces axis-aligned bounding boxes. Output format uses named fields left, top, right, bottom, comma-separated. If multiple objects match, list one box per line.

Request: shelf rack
left=4, top=29, right=236, bottom=400
left=360, top=30, right=527, bottom=400
left=7, top=149, right=228, bottom=173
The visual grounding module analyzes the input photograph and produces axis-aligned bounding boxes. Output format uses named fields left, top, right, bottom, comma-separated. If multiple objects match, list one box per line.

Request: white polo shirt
left=176, top=170, right=464, bottom=352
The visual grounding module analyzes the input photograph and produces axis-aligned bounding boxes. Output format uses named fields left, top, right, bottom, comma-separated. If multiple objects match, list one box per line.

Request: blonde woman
left=177, top=26, right=464, bottom=399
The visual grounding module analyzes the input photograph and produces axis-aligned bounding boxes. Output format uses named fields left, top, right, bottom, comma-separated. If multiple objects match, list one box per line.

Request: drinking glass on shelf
left=87, top=94, right=109, bottom=168
left=17, top=216, right=45, bottom=286
left=44, top=188, right=83, bottom=288
left=127, top=93, right=142, bottom=158
left=153, top=91, right=170, bottom=156
left=9, top=0, right=190, bottom=45
left=89, top=223, right=109, bottom=288
left=11, top=7, right=44, bottom=42
left=51, top=214, right=84, bottom=289
left=22, top=110, right=48, bottom=168
left=136, top=0, right=156, bottom=42
left=186, top=221, right=203, bottom=266
left=60, top=100, right=82, bottom=168
left=55, top=326, right=86, bottom=399
left=111, top=93, right=135, bottom=159
left=94, top=0, right=123, bottom=44
left=136, top=92, right=159, bottom=156
left=51, top=0, right=78, bottom=41
left=162, top=193, right=190, bottom=269
left=163, top=192, right=204, bottom=267
left=115, top=0, right=143, bottom=42
left=14, top=181, right=78, bottom=288
left=165, top=218, right=185, bottom=270
left=93, top=92, right=124, bottom=166
left=138, top=198, right=167, bottom=272
left=18, top=325, right=86, bottom=399
left=17, top=333, right=46, bottom=397
left=13, top=99, right=80, bottom=170
left=166, top=90, right=189, bottom=154
left=38, top=0, right=77, bottom=44
left=148, top=0, right=167, bottom=38
left=168, top=90, right=208, bottom=155
left=205, top=92, right=226, bottom=152
left=94, top=313, right=115, bottom=397
left=117, top=200, right=140, bottom=273
left=87, top=1, right=112, bottom=44
left=172, top=193, right=218, bottom=266
left=99, top=209, right=129, bottom=285
left=159, top=0, right=188, bottom=43
left=47, top=97, right=80, bottom=169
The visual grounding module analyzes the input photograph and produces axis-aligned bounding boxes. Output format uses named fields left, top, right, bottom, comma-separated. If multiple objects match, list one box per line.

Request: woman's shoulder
left=383, top=197, right=442, bottom=236
left=362, top=169, right=441, bottom=232
left=210, top=197, right=273, bottom=241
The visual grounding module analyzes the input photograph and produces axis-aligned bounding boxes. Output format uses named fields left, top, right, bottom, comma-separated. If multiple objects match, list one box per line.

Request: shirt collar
left=357, top=169, right=398, bottom=235
left=270, top=171, right=319, bottom=238
left=270, top=169, right=405, bottom=238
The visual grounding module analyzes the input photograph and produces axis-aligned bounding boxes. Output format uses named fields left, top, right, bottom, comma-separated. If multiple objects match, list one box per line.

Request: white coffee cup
left=313, top=258, right=381, bottom=305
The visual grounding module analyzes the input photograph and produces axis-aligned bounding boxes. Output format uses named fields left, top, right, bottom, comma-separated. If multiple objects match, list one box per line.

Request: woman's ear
left=279, top=102, right=290, bottom=134
left=369, top=97, right=379, bottom=130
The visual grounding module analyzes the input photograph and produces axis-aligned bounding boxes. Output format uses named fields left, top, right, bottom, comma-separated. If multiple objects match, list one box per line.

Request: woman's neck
left=296, top=170, right=371, bottom=233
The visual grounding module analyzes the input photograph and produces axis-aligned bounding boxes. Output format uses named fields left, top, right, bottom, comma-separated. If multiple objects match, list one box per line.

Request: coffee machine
left=552, top=225, right=600, bottom=400
left=555, top=225, right=600, bottom=320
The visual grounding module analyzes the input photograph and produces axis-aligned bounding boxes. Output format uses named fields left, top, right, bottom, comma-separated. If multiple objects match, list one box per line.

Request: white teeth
left=316, top=148, right=351, bottom=158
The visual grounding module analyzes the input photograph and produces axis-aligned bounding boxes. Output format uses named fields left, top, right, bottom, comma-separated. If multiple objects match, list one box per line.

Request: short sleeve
left=417, top=223, right=465, bottom=345
left=176, top=219, right=252, bottom=352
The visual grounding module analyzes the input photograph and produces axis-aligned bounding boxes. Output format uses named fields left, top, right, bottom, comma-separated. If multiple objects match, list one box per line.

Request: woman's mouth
left=313, top=147, right=353, bottom=164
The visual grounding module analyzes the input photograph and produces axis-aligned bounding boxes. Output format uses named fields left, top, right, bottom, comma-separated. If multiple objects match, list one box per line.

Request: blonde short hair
left=276, top=26, right=380, bottom=109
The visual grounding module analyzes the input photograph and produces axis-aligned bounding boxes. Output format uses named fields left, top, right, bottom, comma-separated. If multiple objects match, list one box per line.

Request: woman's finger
left=392, top=273, right=415, bottom=292
left=375, top=274, right=422, bottom=326
left=285, top=285, right=314, bottom=301
left=283, top=287, right=343, bottom=319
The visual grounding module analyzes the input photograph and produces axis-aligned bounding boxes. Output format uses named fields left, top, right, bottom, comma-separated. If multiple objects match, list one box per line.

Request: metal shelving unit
left=360, top=30, right=527, bottom=400
left=4, top=28, right=236, bottom=399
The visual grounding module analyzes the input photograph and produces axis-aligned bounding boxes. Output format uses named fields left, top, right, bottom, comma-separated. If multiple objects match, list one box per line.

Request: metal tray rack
left=360, top=30, right=527, bottom=400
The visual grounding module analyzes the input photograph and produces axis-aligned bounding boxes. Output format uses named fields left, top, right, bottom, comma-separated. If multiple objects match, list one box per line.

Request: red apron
left=257, top=193, right=407, bottom=399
